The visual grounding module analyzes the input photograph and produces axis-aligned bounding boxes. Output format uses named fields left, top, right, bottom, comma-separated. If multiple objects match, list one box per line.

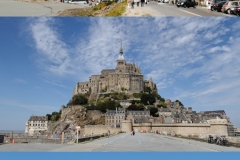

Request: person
left=132, top=129, right=135, bottom=136
left=128, top=0, right=132, bottom=8
left=131, top=0, right=134, bottom=8
left=137, top=0, right=140, bottom=6
left=206, top=0, right=211, bottom=12
left=108, top=130, right=110, bottom=138
left=141, top=0, right=144, bottom=7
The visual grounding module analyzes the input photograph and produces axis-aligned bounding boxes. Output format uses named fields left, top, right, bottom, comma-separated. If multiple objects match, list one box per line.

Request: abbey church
left=72, top=44, right=157, bottom=97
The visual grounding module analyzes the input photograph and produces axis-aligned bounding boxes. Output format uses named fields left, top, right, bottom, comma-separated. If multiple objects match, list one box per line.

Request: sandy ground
left=0, top=0, right=89, bottom=16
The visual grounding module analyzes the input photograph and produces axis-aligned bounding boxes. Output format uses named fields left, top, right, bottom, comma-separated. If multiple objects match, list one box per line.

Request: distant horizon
left=1, top=17, right=240, bottom=130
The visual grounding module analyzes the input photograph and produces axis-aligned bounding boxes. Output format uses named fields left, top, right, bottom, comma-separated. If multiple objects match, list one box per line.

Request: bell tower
left=116, top=41, right=126, bottom=73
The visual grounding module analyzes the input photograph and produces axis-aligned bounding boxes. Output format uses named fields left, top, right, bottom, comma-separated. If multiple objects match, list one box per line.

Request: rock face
left=49, top=105, right=105, bottom=135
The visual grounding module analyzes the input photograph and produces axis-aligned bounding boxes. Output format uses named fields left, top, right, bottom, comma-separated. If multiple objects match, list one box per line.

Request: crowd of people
left=128, top=0, right=149, bottom=9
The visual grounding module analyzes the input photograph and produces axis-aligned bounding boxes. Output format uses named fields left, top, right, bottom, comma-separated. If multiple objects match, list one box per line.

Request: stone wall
left=84, top=125, right=121, bottom=135
left=122, top=119, right=229, bottom=136
left=4, top=137, right=62, bottom=144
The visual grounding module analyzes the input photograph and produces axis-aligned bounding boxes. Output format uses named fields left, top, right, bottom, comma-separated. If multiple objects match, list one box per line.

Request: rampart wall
left=84, top=125, right=121, bottom=135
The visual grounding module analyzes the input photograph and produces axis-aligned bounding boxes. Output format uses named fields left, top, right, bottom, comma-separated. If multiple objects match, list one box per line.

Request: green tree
left=144, top=86, right=152, bottom=93
left=140, top=93, right=156, bottom=105
left=71, top=94, right=88, bottom=105
left=96, top=99, right=122, bottom=113
left=149, top=107, right=158, bottom=117
left=127, top=104, right=138, bottom=110
left=157, top=102, right=167, bottom=108
left=136, top=104, right=145, bottom=110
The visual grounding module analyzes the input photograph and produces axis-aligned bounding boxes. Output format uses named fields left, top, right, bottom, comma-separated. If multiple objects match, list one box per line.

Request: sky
left=0, top=17, right=240, bottom=130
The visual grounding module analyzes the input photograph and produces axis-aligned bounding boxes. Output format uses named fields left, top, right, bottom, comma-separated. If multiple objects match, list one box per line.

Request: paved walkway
left=123, top=3, right=162, bottom=16
left=1, top=133, right=240, bottom=152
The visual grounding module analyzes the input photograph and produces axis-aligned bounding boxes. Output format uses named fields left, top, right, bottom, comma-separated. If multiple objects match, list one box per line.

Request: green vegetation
left=105, top=0, right=127, bottom=16
left=127, top=104, right=144, bottom=111
left=101, top=86, right=107, bottom=92
left=75, top=1, right=126, bottom=17
left=96, top=99, right=122, bottom=113
left=144, top=86, right=152, bottom=93
left=76, top=2, right=113, bottom=16
left=46, top=111, right=61, bottom=122
left=133, top=93, right=142, bottom=98
left=140, top=93, right=156, bottom=105
left=93, top=1, right=114, bottom=11
left=157, top=101, right=167, bottom=108
left=71, top=94, right=88, bottom=105
left=148, top=107, right=159, bottom=117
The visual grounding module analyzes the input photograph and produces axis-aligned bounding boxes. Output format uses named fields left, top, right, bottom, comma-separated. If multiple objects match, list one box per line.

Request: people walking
left=206, top=0, right=211, bottom=12
left=141, top=0, right=144, bottom=7
left=131, top=0, right=135, bottom=8
left=108, top=130, right=110, bottom=138
left=137, top=0, right=140, bottom=7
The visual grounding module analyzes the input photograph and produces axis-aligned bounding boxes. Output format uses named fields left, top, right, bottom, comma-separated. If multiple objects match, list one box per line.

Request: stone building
left=105, top=108, right=125, bottom=128
left=127, top=110, right=151, bottom=123
left=25, top=115, right=48, bottom=136
left=72, top=43, right=157, bottom=97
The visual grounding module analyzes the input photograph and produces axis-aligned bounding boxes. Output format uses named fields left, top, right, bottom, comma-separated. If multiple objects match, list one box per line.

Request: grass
left=73, top=1, right=127, bottom=16
left=76, top=2, right=115, bottom=16
left=105, top=0, right=127, bottom=16
left=133, top=93, right=142, bottom=98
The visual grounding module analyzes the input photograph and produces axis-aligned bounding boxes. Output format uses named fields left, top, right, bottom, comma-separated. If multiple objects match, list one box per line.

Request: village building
left=25, top=115, right=48, bottom=136
left=105, top=108, right=125, bottom=128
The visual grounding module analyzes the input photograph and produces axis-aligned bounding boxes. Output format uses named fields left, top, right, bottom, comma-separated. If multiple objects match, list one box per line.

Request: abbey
left=73, top=44, right=157, bottom=96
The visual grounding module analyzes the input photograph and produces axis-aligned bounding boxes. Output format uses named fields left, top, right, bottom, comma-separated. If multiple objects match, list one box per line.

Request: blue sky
left=0, top=17, right=240, bottom=130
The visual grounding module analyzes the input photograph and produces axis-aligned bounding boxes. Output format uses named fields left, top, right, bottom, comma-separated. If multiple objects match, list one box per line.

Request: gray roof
left=203, top=110, right=225, bottom=114
left=106, top=108, right=125, bottom=115
left=102, top=69, right=115, bottom=72
left=178, top=113, right=188, bottom=121
left=28, top=116, right=47, bottom=121
left=133, top=117, right=150, bottom=123
left=128, top=110, right=150, bottom=115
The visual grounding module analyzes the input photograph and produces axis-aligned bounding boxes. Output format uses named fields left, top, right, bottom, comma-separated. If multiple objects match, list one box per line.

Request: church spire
left=118, top=41, right=124, bottom=60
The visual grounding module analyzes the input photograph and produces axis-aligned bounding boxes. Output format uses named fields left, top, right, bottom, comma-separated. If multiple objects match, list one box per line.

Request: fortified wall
left=121, top=119, right=229, bottom=136
left=84, top=125, right=121, bottom=135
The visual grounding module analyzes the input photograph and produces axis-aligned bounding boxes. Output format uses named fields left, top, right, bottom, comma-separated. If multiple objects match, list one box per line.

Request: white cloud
left=11, top=78, right=27, bottom=84
left=0, top=98, right=57, bottom=112
left=29, top=18, right=73, bottom=76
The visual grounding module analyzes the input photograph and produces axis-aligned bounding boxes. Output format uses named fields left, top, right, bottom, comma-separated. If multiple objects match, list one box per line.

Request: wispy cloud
left=11, top=78, right=27, bottom=84
left=0, top=98, right=58, bottom=112
left=29, top=18, right=73, bottom=77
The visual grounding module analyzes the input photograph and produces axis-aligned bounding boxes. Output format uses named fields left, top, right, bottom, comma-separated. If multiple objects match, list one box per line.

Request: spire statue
left=118, top=41, right=124, bottom=60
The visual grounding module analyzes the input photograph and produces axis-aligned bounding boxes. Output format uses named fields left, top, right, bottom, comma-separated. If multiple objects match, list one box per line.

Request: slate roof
left=106, top=108, right=125, bottom=115
left=128, top=110, right=150, bottom=115
left=28, top=116, right=47, bottom=121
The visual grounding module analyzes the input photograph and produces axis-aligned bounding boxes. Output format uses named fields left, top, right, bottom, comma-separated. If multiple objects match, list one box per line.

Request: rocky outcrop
left=49, top=105, right=105, bottom=135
